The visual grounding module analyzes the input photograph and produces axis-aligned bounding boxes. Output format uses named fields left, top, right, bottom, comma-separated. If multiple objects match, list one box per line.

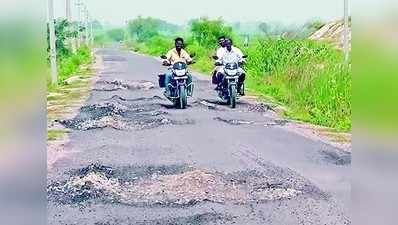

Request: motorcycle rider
left=215, top=38, right=246, bottom=95
left=212, top=36, right=226, bottom=85
left=162, top=37, right=193, bottom=95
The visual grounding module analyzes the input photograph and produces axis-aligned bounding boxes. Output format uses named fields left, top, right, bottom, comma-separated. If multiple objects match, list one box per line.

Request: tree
left=107, top=28, right=125, bottom=42
left=127, top=16, right=159, bottom=42
left=258, top=22, right=270, bottom=35
left=47, top=18, right=77, bottom=58
left=190, top=18, right=233, bottom=48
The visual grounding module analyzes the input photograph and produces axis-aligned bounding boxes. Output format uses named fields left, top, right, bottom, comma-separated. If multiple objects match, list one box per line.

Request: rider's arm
left=164, top=50, right=173, bottom=64
left=182, top=49, right=193, bottom=63
left=235, top=47, right=245, bottom=63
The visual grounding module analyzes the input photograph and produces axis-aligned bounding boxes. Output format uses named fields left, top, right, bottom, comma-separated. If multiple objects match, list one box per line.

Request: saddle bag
left=158, top=74, right=166, bottom=88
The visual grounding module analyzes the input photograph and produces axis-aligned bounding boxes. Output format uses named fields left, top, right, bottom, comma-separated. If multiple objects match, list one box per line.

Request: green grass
left=47, top=129, right=69, bottom=141
left=244, top=38, right=351, bottom=131
left=47, top=46, right=92, bottom=89
left=128, top=35, right=351, bottom=131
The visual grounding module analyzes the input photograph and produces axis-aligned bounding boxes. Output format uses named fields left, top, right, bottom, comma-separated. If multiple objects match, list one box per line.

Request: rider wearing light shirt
left=212, top=36, right=226, bottom=84
left=215, top=38, right=246, bottom=95
left=162, top=37, right=193, bottom=96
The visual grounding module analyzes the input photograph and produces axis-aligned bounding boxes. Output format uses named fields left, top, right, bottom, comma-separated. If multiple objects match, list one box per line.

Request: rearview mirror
left=212, top=55, right=219, bottom=60
left=160, top=55, right=167, bottom=59
left=242, top=55, right=248, bottom=59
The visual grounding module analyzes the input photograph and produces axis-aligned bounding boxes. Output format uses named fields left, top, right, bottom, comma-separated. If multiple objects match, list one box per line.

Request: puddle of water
left=48, top=163, right=311, bottom=207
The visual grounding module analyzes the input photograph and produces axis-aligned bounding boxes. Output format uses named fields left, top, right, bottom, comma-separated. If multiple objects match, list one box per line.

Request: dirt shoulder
left=47, top=50, right=103, bottom=170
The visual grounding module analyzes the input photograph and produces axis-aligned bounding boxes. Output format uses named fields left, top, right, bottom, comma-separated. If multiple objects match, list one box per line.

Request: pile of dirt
left=309, top=19, right=351, bottom=49
left=94, top=80, right=154, bottom=92
left=48, top=163, right=314, bottom=206
left=57, top=99, right=194, bottom=131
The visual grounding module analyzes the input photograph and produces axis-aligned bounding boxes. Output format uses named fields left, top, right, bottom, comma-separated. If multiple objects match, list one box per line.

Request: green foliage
left=47, top=18, right=77, bottom=58
left=127, top=16, right=160, bottom=42
left=304, top=19, right=325, bottom=30
left=107, top=28, right=125, bottom=42
left=57, top=46, right=91, bottom=84
left=46, top=18, right=92, bottom=87
left=190, top=18, right=233, bottom=48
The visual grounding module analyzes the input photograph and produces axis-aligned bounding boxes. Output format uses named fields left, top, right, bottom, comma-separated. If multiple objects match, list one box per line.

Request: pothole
left=191, top=100, right=225, bottom=111
left=94, top=80, right=154, bottom=92
left=95, top=213, right=233, bottom=225
left=57, top=100, right=194, bottom=131
left=102, top=56, right=127, bottom=62
left=319, top=149, right=351, bottom=165
left=214, top=117, right=254, bottom=125
left=214, top=117, right=289, bottom=127
left=48, top=162, right=322, bottom=207
left=247, top=103, right=274, bottom=113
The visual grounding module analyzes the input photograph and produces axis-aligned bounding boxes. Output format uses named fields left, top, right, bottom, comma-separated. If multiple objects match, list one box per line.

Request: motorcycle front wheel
left=179, top=85, right=187, bottom=109
left=229, top=84, right=237, bottom=108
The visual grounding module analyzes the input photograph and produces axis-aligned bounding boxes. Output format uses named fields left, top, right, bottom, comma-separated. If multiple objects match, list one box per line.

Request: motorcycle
left=213, top=55, right=247, bottom=108
left=158, top=56, right=194, bottom=109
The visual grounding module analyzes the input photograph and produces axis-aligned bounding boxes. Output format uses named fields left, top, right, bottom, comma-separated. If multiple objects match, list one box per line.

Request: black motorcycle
left=158, top=56, right=194, bottom=109
left=213, top=55, right=247, bottom=108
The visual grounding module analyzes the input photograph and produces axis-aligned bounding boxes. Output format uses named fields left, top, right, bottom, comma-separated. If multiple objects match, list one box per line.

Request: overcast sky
left=54, top=0, right=350, bottom=26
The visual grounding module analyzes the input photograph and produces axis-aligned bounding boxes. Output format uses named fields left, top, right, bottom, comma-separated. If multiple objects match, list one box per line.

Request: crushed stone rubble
left=48, top=163, right=305, bottom=206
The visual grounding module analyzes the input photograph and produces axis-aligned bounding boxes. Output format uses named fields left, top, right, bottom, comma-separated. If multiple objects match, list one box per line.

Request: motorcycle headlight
left=224, top=68, right=238, bottom=76
left=174, top=69, right=187, bottom=76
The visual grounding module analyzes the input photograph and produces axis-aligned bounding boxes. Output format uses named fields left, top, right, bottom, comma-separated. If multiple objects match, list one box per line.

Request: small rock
left=64, top=76, right=81, bottom=85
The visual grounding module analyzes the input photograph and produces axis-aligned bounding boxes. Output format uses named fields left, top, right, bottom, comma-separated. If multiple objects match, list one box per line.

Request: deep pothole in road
left=57, top=97, right=194, bottom=131
left=47, top=162, right=324, bottom=207
left=93, top=79, right=155, bottom=92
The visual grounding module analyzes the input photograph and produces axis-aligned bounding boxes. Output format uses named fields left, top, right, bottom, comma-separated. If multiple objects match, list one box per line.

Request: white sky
left=53, top=0, right=351, bottom=26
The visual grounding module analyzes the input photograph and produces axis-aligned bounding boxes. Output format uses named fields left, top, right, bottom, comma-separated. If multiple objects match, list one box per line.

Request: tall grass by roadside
left=58, top=46, right=91, bottom=82
left=245, top=38, right=351, bottom=130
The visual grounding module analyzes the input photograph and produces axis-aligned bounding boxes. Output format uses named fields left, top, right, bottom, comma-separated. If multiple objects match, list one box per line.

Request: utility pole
left=84, top=6, right=89, bottom=46
left=343, top=0, right=349, bottom=64
left=90, top=16, right=94, bottom=46
left=66, top=0, right=76, bottom=53
left=48, top=0, right=58, bottom=84
left=75, top=0, right=82, bottom=48
left=66, top=0, right=71, bottom=20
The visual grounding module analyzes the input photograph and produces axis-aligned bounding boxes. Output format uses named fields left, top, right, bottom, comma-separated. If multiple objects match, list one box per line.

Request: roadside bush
left=57, top=46, right=91, bottom=83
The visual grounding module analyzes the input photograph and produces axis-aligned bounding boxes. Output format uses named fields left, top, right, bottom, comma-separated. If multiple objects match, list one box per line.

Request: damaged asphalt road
left=48, top=48, right=351, bottom=225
